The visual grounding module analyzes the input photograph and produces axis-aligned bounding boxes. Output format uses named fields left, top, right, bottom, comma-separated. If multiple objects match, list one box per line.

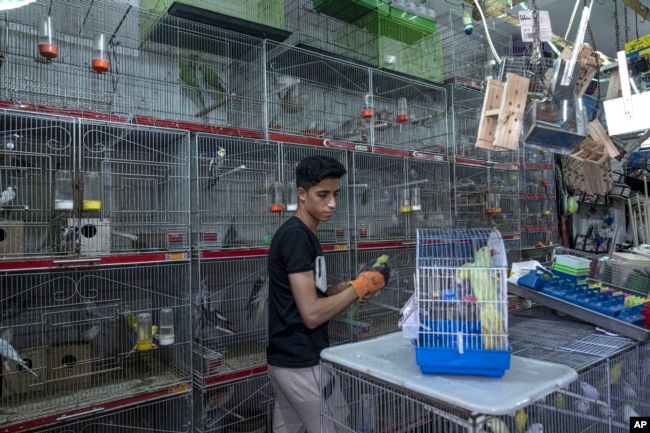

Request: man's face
left=299, top=178, right=341, bottom=222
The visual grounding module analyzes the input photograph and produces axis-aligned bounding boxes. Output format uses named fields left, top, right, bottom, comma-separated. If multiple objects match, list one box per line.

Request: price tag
left=518, top=10, right=553, bottom=42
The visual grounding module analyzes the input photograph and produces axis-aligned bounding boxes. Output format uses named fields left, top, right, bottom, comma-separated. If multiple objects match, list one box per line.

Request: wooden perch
left=476, top=73, right=530, bottom=152
left=588, top=119, right=620, bottom=158
left=195, top=93, right=235, bottom=117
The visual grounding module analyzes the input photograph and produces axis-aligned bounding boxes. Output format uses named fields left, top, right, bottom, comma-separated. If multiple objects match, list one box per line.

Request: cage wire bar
left=0, top=262, right=192, bottom=428
left=0, top=0, right=266, bottom=127
left=355, top=246, right=415, bottom=340
left=79, top=120, right=191, bottom=254
left=28, top=393, right=191, bottom=432
left=193, top=371, right=273, bottom=433
left=414, top=228, right=510, bottom=376
left=265, top=40, right=374, bottom=142
left=192, top=136, right=282, bottom=251
left=369, top=70, right=448, bottom=152
left=191, top=255, right=269, bottom=380
left=0, top=110, right=76, bottom=258
left=281, top=143, right=350, bottom=244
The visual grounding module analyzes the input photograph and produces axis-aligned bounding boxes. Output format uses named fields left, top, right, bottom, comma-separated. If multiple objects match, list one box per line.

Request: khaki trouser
left=268, top=364, right=349, bottom=433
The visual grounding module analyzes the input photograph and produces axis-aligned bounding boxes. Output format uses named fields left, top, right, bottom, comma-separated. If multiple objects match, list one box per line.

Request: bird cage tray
left=320, top=332, right=577, bottom=415
left=522, top=99, right=587, bottom=155
left=415, top=320, right=511, bottom=378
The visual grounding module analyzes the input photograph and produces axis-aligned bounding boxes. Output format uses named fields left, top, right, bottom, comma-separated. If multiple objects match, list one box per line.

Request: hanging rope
left=584, top=0, right=602, bottom=120
left=624, top=4, right=629, bottom=46
left=635, top=11, right=639, bottom=39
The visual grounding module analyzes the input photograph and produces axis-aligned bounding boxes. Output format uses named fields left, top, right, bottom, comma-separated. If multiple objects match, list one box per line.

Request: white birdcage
left=408, top=227, right=510, bottom=377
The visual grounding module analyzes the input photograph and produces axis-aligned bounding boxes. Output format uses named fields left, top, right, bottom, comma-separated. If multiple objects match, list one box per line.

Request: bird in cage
left=0, top=185, right=17, bottom=206
left=0, top=329, right=38, bottom=377
left=179, top=60, right=205, bottom=110
left=200, top=291, right=235, bottom=335
left=523, top=424, right=543, bottom=433
left=484, top=416, right=510, bottom=433
left=455, top=246, right=498, bottom=302
left=247, top=274, right=269, bottom=320
left=276, top=75, right=305, bottom=114
left=207, top=147, right=227, bottom=189
left=200, top=64, right=227, bottom=103
left=50, top=224, right=79, bottom=252
left=2, top=133, right=20, bottom=150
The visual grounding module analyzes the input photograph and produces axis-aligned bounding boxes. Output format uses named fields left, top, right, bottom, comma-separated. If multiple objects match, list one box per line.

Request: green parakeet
left=200, top=65, right=226, bottom=104
left=456, top=246, right=499, bottom=302
left=514, top=408, right=527, bottom=433
left=478, top=303, right=505, bottom=350
left=179, top=61, right=205, bottom=110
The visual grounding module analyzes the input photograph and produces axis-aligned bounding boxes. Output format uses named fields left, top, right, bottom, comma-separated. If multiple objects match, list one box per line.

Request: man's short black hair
left=295, top=155, right=346, bottom=190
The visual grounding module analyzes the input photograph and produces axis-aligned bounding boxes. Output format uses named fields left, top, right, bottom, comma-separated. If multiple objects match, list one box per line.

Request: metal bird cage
left=192, top=255, right=269, bottom=380
left=79, top=119, right=191, bottom=255
left=411, top=227, right=510, bottom=377
left=25, top=393, right=191, bottom=432
left=193, top=136, right=281, bottom=251
left=0, top=261, right=192, bottom=430
left=194, top=371, right=273, bottom=433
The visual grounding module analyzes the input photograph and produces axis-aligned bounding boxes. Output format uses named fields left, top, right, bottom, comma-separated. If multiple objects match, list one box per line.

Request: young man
left=266, top=155, right=389, bottom=433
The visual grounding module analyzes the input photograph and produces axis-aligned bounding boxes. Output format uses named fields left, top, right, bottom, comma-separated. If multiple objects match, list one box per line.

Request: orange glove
left=350, top=271, right=386, bottom=299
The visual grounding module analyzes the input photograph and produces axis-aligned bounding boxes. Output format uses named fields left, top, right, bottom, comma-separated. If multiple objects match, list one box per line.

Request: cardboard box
left=47, top=344, right=92, bottom=392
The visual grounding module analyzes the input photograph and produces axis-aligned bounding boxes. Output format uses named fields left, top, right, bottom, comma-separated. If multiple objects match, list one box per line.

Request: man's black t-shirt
left=266, top=216, right=329, bottom=368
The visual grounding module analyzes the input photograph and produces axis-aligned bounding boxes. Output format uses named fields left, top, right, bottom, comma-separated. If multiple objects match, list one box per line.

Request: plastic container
left=285, top=181, right=297, bottom=211
left=398, top=188, right=411, bottom=213
left=397, top=98, right=408, bottom=123
left=269, top=181, right=284, bottom=212
left=411, top=187, right=421, bottom=211
left=38, top=15, right=58, bottom=59
left=554, top=254, right=592, bottom=269
left=361, top=94, right=374, bottom=118
left=54, top=169, right=74, bottom=210
left=135, top=312, right=153, bottom=351
left=158, top=308, right=175, bottom=346
left=82, top=172, right=101, bottom=211
left=92, top=33, right=110, bottom=73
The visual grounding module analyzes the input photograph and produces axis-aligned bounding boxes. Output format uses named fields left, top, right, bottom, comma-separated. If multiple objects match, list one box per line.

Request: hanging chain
left=635, top=11, right=639, bottom=39
left=624, top=4, right=629, bottom=46
left=583, top=0, right=602, bottom=121
left=614, top=0, right=620, bottom=53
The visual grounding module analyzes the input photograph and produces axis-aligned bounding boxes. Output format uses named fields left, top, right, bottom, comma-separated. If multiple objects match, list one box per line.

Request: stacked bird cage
left=411, top=228, right=510, bottom=377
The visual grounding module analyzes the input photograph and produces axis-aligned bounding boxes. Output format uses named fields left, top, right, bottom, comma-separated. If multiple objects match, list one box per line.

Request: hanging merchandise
left=38, top=15, right=58, bottom=59
left=574, top=224, right=612, bottom=254
left=92, top=33, right=110, bottom=73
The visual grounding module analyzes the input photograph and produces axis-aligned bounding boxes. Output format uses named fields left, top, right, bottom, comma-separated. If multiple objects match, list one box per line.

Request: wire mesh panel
left=0, top=262, right=192, bottom=428
left=79, top=120, right=190, bottom=254
left=404, top=158, right=453, bottom=230
left=350, top=152, right=408, bottom=242
left=265, top=41, right=372, bottom=141
left=280, top=143, right=350, bottom=245
left=139, top=12, right=266, bottom=128
left=193, top=136, right=281, bottom=250
left=0, top=110, right=76, bottom=259
left=28, top=393, right=191, bottom=432
left=414, top=228, right=510, bottom=377
left=192, top=256, right=269, bottom=379
left=321, top=361, right=477, bottom=433
left=369, top=70, right=448, bottom=152
left=194, top=372, right=273, bottom=433
left=447, top=84, right=487, bottom=161
left=452, top=164, right=488, bottom=229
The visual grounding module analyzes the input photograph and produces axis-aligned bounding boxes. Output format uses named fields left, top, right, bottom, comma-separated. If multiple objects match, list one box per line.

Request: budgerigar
left=622, top=404, right=639, bottom=424
left=179, top=61, right=205, bottom=110
left=580, top=381, right=600, bottom=400
left=456, top=246, right=499, bottom=302
left=575, top=398, right=590, bottom=413
left=485, top=416, right=510, bottom=433
left=523, top=423, right=543, bottom=433
left=0, top=337, right=38, bottom=377
left=0, top=185, right=17, bottom=206
left=514, top=408, right=527, bottom=433
left=200, top=65, right=226, bottom=104
left=478, top=303, right=505, bottom=350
